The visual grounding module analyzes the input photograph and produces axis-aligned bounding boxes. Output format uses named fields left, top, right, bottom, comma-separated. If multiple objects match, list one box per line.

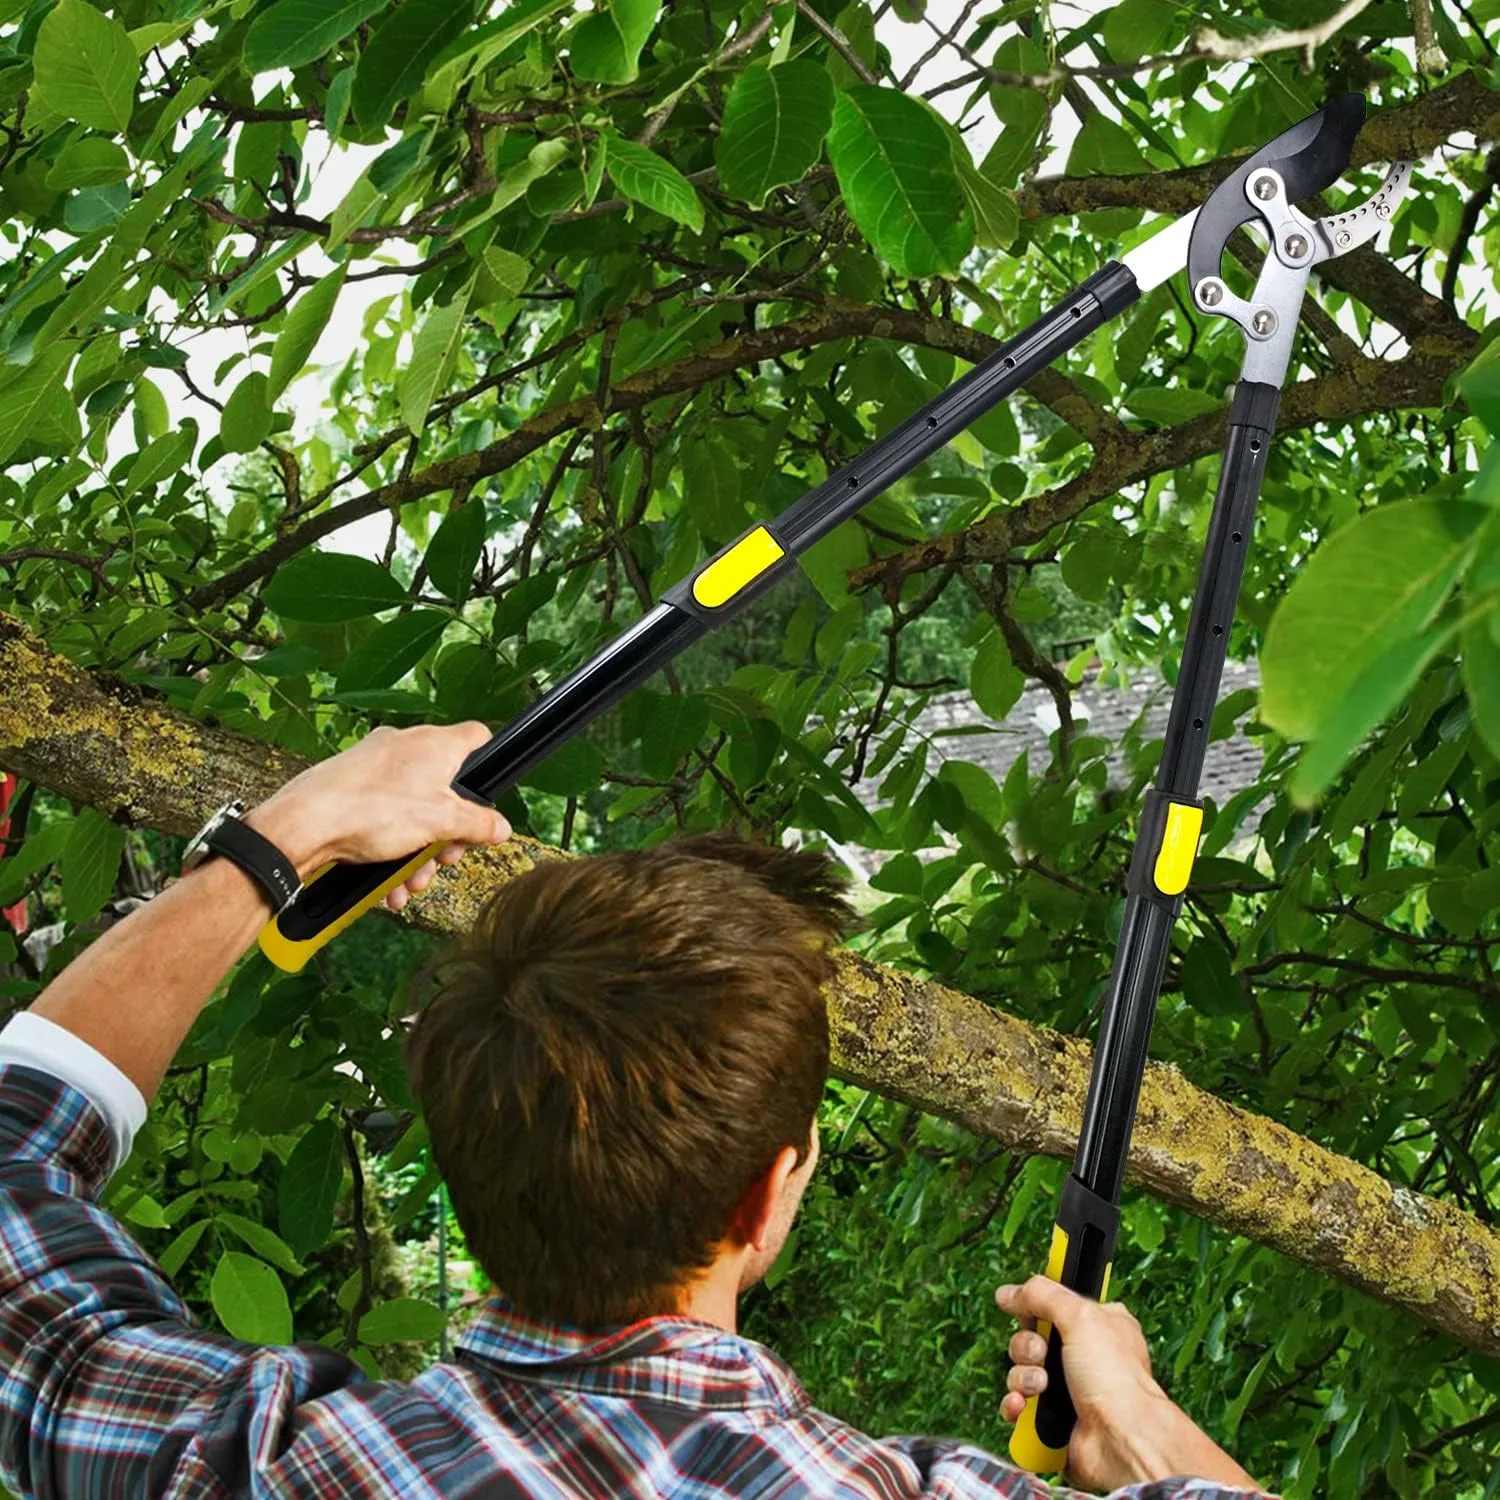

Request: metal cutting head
left=1183, top=93, right=1413, bottom=384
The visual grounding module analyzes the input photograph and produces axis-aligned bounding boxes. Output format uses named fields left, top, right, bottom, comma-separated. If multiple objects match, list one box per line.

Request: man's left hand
left=247, top=722, right=512, bottom=909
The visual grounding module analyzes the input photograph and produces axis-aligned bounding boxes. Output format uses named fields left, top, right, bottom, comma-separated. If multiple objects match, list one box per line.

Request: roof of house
left=905, top=657, right=1265, bottom=808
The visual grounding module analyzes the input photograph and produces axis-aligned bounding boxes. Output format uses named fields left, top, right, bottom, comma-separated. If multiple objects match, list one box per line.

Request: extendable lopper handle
left=1009, top=1176, right=1120, bottom=1474
left=257, top=264, right=1141, bottom=972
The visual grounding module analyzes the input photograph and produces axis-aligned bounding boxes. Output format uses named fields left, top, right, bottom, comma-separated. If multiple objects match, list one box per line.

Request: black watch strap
left=186, top=804, right=303, bottom=914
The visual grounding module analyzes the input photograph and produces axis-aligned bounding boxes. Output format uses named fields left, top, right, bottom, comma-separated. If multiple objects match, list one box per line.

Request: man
left=0, top=724, right=1269, bottom=1498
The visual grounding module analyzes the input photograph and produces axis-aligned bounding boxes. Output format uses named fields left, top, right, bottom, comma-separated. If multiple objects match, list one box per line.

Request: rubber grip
left=1008, top=1177, right=1119, bottom=1475
left=257, top=842, right=443, bottom=972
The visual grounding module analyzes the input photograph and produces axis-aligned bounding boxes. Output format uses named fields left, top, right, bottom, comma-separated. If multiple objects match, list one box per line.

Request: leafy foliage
left=1, top=0, right=1499, bottom=1492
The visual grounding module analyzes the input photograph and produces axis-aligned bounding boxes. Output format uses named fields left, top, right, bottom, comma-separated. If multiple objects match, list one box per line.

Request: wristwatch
left=182, top=800, right=303, bottom=915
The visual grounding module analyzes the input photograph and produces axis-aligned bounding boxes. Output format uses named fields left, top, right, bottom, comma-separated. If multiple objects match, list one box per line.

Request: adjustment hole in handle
left=1213, top=624, right=1224, bottom=637
left=1004, top=357, right=1016, bottom=369
left=847, top=476, right=859, bottom=490
left=1070, top=307, right=1083, bottom=318
left=1250, top=439, right=1262, bottom=452
left=926, top=416, right=938, bottom=428
left=1231, top=531, right=1243, bottom=543
left=1193, top=718, right=1204, bottom=730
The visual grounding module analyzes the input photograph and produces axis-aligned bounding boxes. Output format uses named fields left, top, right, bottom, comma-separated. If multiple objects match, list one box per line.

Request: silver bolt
left=1252, top=174, right=1278, bottom=201
left=1284, top=233, right=1309, bottom=259
left=1336, top=230, right=1352, bottom=247
left=1251, top=308, right=1277, bottom=337
left=1197, top=278, right=1225, bottom=308
left=1376, top=202, right=1391, bottom=219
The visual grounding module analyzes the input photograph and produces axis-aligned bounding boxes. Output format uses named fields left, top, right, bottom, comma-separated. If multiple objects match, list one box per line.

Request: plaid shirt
left=0, top=1061, right=1271, bottom=1499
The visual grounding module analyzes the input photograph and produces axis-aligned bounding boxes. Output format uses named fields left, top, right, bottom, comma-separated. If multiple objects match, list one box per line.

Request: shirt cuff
left=0, top=1012, right=148, bottom=1175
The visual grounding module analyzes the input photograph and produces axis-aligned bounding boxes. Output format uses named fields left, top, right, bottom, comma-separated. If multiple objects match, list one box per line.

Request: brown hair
left=404, top=833, right=857, bottom=1329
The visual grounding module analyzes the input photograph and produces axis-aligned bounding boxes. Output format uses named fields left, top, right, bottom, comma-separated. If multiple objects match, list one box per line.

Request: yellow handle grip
left=1009, top=1223, right=1071, bottom=1474
left=257, top=842, right=444, bottom=972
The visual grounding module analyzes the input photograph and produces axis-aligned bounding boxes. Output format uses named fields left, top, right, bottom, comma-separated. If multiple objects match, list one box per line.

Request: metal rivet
left=1376, top=203, right=1391, bottom=219
left=1196, top=278, right=1225, bottom=308
left=1336, top=230, right=1352, bottom=247
left=1284, top=233, right=1308, bottom=259
left=1251, top=309, right=1277, bottom=336
left=1252, top=174, right=1277, bottom=201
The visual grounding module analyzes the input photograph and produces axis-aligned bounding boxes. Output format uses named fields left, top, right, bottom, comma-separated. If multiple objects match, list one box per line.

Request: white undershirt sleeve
left=0, top=1011, right=149, bottom=1175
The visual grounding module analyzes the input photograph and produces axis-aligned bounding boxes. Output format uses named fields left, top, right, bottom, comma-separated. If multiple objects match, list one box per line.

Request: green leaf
left=0, top=351, right=80, bottom=466
left=1124, top=387, right=1221, bottom=424
left=216, top=1212, right=305, bottom=1275
left=481, top=245, right=531, bottom=300
left=45, top=137, right=130, bottom=190
left=716, top=61, right=835, bottom=208
left=210, top=1252, right=293, bottom=1344
left=0, top=821, right=70, bottom=905
left=262, top=552, right=408, bottom=622
left=401, top=285, right=472, bottom=436
left=604, top=133, right=703, bottom=233
left=949, top=142, right=1018, bottom=251
left=969, top=632, right=1024, bottom=721
left=567, top=0, right=658, bottom=84
left=1066, top=110, right=1150, bottom=177
left=244, top=0, right=393, bottom=73
left=636, top=691, right=711, bottom=776
left=525, top=737, right=606, bottom=796
left=32, top=0, right=138, bottom=133
left=1101, top=0, right=1177, bottom=61
left=680, top=440, right=746, bottom=542
left=158, top=1219, right=211, bottom=1278
left=220, top=371, right=273, bottom=453
left=278, top=1117, right=345, bottom=1260
left=425, top=501, right=487, bottom=602
left=799, top=519, right=867, bottom=608
left=1262, top=500, right=1487, bottom=742
left=336, top=609, right=449, bottom=692
left=61, top=809, right=125, bottom=924
left=358, top=1296, right=447, bottom=1344
left=351, top=0, right=477, bottom=129
left=1181, top=939, right=1241, bottom=1017
left=268, top=266, right=346, bottom=400
left=826, top=87, right=972, bottom=278
left=1462, top=602, right=1500, bottom=759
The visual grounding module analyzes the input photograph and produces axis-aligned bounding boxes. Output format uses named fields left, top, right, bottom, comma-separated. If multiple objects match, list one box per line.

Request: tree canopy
left=2, top=0, right=1500, bottom=1494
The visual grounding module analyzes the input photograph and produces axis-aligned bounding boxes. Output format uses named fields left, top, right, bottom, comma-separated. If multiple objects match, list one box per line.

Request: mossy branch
left=2, top=611, right=1498, bottom=1356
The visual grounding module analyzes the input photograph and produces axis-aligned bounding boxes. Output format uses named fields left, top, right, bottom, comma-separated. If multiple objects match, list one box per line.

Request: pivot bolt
left=1376, top=202, right=1391, bottom=219
left=1196, top=278, right=1225, bottom=308
left=1283, top=233, right=1308, bottom=259
left=1251, top=308, right=1278, bottom=337
left=1251, top=173, right=1278, bottom=201
left=1336, top=230, right=1352, bottom=247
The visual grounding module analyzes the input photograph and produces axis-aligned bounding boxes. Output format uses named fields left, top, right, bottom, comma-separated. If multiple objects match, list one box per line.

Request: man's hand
left=247, top=723, right=511, bottom=910
left=997, top=1278, right=1262, bottom=1493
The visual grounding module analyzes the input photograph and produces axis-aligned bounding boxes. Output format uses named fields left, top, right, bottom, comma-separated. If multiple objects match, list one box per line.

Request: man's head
left=405, top=834, right=857, bottom=1329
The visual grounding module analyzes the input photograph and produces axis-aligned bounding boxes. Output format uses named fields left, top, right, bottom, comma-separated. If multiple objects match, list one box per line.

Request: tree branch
left=3, top=610, right=1499, bottom=1358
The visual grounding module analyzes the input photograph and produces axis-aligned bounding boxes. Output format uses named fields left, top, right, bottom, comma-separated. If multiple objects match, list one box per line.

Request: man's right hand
left=997, top=1278, right=1265, bottom=1494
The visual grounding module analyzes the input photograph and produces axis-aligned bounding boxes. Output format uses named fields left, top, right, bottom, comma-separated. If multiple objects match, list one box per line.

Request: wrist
left=243, top=795, right=332, bottom=880
left=1110, top=1393, right=1255, bottom=1488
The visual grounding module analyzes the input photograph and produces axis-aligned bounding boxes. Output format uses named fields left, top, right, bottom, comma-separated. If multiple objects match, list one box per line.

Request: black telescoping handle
left=1012, top=380, right=1281, bottom=1473
left=258, top=263, right=1143, bottom=972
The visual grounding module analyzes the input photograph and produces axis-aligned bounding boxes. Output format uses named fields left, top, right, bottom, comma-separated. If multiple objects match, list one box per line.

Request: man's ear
left=727, top=1144, right=801, bottom=1251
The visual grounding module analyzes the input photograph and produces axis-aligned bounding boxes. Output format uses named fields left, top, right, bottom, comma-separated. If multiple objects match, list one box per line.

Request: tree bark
left=2, top=611, right=1497, bottom=1358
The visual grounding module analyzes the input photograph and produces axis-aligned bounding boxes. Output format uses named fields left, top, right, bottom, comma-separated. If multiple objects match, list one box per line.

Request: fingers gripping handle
left=257, top=842, right=446, bottom=972
left=1009, top=1176, right=1120, bottom=1474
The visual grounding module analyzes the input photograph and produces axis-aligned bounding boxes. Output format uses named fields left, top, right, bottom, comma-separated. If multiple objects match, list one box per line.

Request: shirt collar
left=453, top=1294, right=808, bottom=1417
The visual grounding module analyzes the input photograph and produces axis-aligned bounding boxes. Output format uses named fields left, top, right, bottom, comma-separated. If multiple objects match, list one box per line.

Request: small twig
left=794, top=0, right=879, bottom=84
left=1408, top=0, right=1448, bottom=74
left=341, top=1116, right=376, bottom=1352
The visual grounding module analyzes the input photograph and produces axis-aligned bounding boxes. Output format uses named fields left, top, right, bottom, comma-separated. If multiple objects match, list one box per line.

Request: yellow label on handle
left=258, top=842, right=445, bottom=973
left=1009, top=1224, right=1071, bottom=1474
left=1152, top=801, right=1203, bottom=896
left=691, top=527, right=784, bottom=608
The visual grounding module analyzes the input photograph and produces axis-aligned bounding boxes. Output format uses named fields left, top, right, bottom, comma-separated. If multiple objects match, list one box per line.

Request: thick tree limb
left=851, top=336, right=1476, bottom=594
left=2, top=612, right=1497, bottom=1357
left=187, top=305, right=1092, bottom=612
left=1016, top=74, right=1500, bottom=222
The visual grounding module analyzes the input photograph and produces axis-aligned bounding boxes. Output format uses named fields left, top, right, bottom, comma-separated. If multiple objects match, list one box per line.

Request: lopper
left=254, top=93, right=1410, bottom=1475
